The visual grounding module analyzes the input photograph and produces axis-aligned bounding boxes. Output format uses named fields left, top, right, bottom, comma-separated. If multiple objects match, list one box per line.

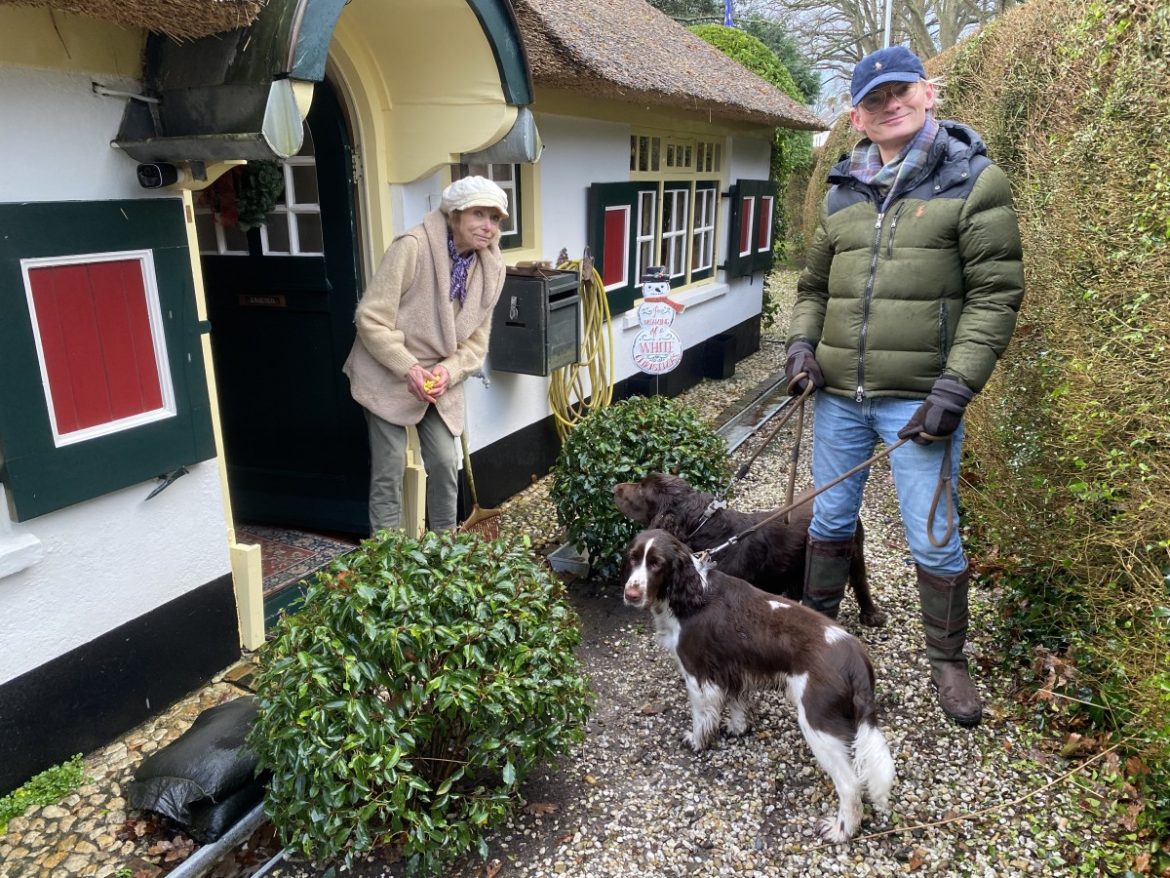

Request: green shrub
left=550, top=395, right=731, bottom=580
left=249, top=530, right=592, bottom=875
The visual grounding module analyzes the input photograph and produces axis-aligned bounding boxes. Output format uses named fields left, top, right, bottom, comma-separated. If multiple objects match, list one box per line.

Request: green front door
left=203, top=78, right=368, bottom=535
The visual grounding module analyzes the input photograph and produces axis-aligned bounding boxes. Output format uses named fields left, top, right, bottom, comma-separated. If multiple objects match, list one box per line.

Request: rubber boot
left=802, top=536, right=854, bottom=619
left=917, top=565, right=982, bottom=727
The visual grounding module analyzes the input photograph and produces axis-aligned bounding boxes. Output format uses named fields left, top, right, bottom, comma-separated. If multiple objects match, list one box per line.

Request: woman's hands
left=406, top=363, right=450, bottom=403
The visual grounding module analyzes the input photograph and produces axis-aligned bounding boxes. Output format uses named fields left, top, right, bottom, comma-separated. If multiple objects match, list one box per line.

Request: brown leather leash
left=684, top=382, right=813, bottom=541
left=698, top=374, right=956, bottom=563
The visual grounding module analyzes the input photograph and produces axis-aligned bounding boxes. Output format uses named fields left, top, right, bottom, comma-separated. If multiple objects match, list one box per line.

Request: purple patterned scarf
left=447, top=231, right=476, bottom=306
left=848, top=113, right=939, bottom=212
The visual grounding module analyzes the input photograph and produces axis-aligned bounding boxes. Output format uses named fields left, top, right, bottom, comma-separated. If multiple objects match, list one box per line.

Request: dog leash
left=696, top=390, right=957, bottom=563
left=684, top=383, right=815, bottom=542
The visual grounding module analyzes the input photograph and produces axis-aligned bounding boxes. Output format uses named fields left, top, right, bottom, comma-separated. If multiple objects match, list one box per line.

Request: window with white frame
left=627, top=132, right=722, bottom=288
left=193, top=127, right=323, bottom=256
left=635, top=189, right=657, bottom=286
left=454, top=161, right=522, bottom=249
left=691, top=184, right=717, bottom=274
left=661, top=185, right=690, bottom=281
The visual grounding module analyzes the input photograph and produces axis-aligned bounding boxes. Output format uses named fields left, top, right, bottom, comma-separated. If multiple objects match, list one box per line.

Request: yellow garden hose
left=550, top=259, right=615, bottom=441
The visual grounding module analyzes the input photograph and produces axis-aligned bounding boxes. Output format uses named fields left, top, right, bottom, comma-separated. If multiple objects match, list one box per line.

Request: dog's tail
left=847, top=658, right=895, bottom=812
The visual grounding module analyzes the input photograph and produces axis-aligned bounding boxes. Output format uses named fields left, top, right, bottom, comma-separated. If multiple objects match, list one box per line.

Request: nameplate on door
left=238, top=294, right=287, bottom=308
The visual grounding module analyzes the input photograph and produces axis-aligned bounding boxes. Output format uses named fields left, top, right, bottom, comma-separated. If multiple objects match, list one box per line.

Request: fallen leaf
left=524, top=802, right=558, bottom=816
left=908, top=848, right=926, bottom=870
left=584, top=774, right=598, bottom=785
left=638, top=701, right=667, bottom=715
left=485, top=859, right=503, bottom=878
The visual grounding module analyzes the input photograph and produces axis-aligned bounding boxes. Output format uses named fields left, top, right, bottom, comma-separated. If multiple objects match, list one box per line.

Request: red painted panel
left=758, top=197, right=774, bottom=251
left=739, top=197, right=754, bottom=254
left=91, top=261, right=163, bottom=419
left=602, top=207, right=628, bottom=287
left=28, top=259, right=163, bottom=436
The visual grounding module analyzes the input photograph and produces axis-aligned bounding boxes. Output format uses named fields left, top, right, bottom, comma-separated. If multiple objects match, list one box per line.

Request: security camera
left=137, top=163, right=180, bottom=189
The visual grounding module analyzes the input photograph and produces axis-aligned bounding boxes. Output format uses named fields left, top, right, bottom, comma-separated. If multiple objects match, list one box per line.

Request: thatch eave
left=0, top=0, right=265, bottom=40
left=514, top=0, right=825, bottom=132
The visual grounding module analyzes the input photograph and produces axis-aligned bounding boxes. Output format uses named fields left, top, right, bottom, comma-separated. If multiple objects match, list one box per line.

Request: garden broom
left=458, top=430, right=501, bottom=539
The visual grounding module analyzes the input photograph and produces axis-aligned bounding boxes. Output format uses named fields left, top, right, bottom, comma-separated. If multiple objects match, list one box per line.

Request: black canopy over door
left=204, top=78, right=368, bottom=536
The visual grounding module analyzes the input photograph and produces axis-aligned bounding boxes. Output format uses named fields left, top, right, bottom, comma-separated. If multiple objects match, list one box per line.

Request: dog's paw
left=868, top=793, right=891, bottom=817
left=722, top=717, right=752, bottom=738
left=859, top=608, right=888, bottom=628
left=681, top=731, right=707, bottom=752
left=816, top=816, right=853, bottom=844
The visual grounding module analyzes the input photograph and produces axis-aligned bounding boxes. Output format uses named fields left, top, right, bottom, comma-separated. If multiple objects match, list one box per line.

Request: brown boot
left=802, top=536, right=854, bottom=619
left=917, top=565, right=982, bottom=727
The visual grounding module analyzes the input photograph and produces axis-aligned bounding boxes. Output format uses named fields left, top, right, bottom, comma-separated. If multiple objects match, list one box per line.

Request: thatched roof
left=0, top=0, right=264, bottom=40
left=513, top=0, right=824, bottom=130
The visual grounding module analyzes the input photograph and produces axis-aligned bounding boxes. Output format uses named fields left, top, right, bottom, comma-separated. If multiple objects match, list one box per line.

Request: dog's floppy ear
left=649, top=510, right=682, bottom=536
left=661, top=532, right=708, bottom=617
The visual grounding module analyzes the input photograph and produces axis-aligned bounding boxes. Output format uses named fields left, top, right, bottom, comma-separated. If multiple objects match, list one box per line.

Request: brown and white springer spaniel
left=621, top=528, right=895, bottom=842
left=614, top=472, right=885, bottom=626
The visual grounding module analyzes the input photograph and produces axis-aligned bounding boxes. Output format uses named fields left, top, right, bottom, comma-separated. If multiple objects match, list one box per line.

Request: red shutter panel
left=757, top=196, right=774, bottom=252
left=601, top=205, right=630, bottom=289
left=28, top=257, right=166, bottom=440
left=739, top=196, right=755, bottom=256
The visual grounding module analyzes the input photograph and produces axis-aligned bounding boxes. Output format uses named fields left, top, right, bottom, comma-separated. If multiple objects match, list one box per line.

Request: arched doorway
left=200, top=78, right=368, bottom=540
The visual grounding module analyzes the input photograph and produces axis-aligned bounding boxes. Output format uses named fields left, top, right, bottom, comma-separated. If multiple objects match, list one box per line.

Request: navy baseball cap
left=850, top=46, right=927, bottom=106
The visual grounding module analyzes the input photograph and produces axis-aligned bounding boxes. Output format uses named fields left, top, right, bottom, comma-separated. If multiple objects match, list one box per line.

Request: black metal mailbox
left=490, top=266, right=581, bottom=376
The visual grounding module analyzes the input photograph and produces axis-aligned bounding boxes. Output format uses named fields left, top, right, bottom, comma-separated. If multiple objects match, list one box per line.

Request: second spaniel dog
left=613, top=472, right=885, bottom=626
left=621, top=528, right=895, bottom=842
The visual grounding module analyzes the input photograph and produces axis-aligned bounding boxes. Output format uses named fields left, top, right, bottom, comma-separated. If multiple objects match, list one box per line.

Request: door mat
left=235, top=525, right=358, bottom=597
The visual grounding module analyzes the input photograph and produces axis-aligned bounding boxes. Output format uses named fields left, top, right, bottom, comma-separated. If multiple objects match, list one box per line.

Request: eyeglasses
left=857, top=81, right=919, bottom=113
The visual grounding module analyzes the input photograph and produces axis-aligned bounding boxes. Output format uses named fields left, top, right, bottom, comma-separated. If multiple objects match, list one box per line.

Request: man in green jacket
left=786, top=46, right=1024, bottom=727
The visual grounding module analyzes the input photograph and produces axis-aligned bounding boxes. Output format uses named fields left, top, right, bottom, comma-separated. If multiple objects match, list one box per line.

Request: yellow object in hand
left=423, top=377, right=437, bottom=392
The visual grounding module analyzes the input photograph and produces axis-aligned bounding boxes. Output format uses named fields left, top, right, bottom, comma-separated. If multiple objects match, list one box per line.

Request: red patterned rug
left=235, top=525, right=359, bottom=597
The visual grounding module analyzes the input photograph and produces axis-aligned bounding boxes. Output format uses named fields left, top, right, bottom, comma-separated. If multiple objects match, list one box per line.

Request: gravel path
left=273, top=273, right=1122, bottom=878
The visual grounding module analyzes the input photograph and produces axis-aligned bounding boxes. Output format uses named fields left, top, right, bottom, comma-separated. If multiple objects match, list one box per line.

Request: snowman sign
left=632, top=267, right=685, bottom=375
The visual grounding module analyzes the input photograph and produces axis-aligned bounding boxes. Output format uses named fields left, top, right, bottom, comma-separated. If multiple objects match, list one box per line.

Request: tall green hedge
left=799, top=0, right=1170, bottom=861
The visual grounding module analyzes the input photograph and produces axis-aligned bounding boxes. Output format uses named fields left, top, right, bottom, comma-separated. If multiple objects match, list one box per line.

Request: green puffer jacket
left=788, top=121, right=1024, bottom=399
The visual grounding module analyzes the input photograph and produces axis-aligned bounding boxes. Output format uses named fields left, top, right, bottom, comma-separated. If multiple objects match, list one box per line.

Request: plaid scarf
left=848, top=113, right=939, bottom=212
left=447, top=232, right=476, bottom=307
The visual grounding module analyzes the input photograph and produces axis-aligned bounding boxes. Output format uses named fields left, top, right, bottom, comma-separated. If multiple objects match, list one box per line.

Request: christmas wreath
left=205, top=161, right=286, bottom=231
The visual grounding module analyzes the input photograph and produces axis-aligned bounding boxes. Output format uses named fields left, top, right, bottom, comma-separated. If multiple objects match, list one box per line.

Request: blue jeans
left=810, top=392, right=966, bottom=575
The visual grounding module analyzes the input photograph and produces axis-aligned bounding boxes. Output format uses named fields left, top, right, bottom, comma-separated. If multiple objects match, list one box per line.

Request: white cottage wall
left=0, top=465, right=230, bottom=683
left=463, top=118, right=776, bottom=451
left=0, top=66, right=232, bottom=684
left=0, top=68, right=149, bottom=202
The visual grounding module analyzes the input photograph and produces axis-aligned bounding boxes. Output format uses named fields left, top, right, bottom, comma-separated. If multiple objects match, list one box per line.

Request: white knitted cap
left=439, top=175, right=509, bottom=219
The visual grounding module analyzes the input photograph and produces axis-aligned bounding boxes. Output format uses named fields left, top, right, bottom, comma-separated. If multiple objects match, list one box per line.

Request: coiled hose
left=549, top=260, right=615, bottom=441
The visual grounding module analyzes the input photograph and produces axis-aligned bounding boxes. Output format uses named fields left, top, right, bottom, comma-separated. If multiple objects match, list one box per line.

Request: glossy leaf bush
left=551, top=394, right=731, bottom=580
left=249, top=530, right=592, bottom=874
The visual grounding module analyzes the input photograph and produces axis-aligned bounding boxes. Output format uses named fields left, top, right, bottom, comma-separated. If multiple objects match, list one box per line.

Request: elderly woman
left=344, top=176, right=508, bottom=534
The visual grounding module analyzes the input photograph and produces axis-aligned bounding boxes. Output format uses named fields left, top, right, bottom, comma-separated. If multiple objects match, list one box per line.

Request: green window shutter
left=587, top=181, right=656, bottom=315
left=725, top=179, right=777, bottom=278
left=0, top=200, right=216, bottom=521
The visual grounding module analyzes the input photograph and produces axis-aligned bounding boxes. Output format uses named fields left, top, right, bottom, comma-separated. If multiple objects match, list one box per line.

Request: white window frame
left=261, top=152, right=324, bottom=256
left=661, top=187, right=690, bottom=281
left=634, top=190, right=658, bottom=289
left=692, top=186, right=717, bottom=274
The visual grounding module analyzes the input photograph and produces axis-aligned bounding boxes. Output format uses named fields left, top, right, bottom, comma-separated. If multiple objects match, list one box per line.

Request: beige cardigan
left=343, top=209, right=505, bottom=435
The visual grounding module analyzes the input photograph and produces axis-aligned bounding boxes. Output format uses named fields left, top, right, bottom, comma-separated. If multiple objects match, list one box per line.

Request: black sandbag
left=186, top=772, right=268, bottom=843
left=127, top=696, right=266, bottom=841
